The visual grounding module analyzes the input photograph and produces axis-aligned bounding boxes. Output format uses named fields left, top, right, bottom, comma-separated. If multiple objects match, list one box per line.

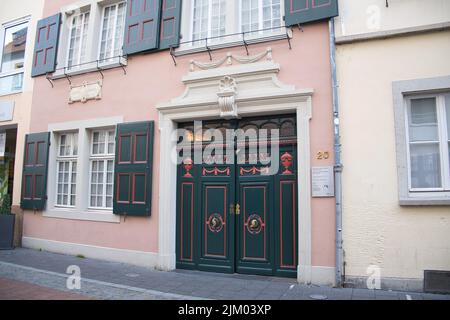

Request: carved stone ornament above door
left=157, top=47, right=312, bottom=121
left=69, top=80, right=102, bottom=104
left=218, top=76, right=237, bottom=119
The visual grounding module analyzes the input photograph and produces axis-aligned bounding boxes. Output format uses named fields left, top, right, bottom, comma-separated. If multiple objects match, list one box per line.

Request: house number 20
left=317, top=151, right=330, bottom=160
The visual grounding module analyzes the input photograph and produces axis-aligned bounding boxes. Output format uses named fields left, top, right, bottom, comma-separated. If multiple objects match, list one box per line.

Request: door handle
left=235, top=204, right=240, bottom=215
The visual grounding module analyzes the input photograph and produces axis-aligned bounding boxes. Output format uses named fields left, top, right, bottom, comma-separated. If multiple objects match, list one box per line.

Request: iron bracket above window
left=170, top=47, right=177, bottom=66
left=169, top=26, right=292, bottom=65
left=205, top=38, right=213, bottom=61
left=63, top=67, right=72, bottom=85
left=287, top=28, right=292, bottom=50
left=96, top=60, right=105, bottom=80
left=242, top=33, right=249, bottom=56
left=45, top=56, right=127, bottom=87
left=45, top=73, right=54, bottom=88
left=119, top=56, right=127, bottom=75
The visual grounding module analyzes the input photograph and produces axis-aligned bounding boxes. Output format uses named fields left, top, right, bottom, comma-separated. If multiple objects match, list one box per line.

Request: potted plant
left=0, top=194, right=15, bottom=250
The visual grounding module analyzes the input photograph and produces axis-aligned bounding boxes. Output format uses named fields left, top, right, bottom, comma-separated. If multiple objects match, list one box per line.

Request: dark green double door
left=176, top=115, right=298, bottom=278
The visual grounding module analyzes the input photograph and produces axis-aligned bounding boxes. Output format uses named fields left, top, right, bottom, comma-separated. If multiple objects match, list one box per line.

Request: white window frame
left=179, top=0, right=287, bottom=53
left=88, top=129, right=116, bottom=210
left=97, top=1, right=127, bottom=63
left=190, top=0, right=227, bottom=43
left=239, top=0, right=283, bottom=34
left=405, top=93, right=450, bottom=193
left=66, top=10, right=91, bottom=70
left=0, top=16, right=30, bottom=96
left=52, top=0, right=127, bottom=79
left=393, top=76, right=450, bottom=206
left=55, top=132, right=79, bottom=208
left=45, top=117, right=123, bottom=223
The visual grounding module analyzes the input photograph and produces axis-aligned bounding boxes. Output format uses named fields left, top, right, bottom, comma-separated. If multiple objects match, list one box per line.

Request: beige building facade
left=0, top=0, right=44, bottom=244
left=334, top=0, right=450, bottom=290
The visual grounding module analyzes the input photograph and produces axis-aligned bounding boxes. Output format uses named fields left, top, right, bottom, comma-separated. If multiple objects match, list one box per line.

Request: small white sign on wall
left=0, top=101, right=14, bottom=122
left=311, top=166, right=335, bottom=198
left=0, top=132, right=6, bottom=158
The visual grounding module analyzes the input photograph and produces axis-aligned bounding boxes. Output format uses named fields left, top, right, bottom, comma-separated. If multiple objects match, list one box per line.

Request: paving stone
left=1, top=249, right=449, bottom=300
left=352, top=288, right=376, bottom=298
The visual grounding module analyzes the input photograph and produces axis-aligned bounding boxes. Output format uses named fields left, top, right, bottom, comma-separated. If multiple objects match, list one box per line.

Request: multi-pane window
left=56, top=133, right=78, bottom=207
left=1, top=22, right=27, bottom=72
left=406, top=94, right=450, bottom=191
left=67, top=11, right=90, bottom=69
left=89, top=130, right=115, bottom=209
left=0, top=20, right=28, bottom=95
left=192, top=0, right=226, bottom=42
left=188, top=0, right=283, bottom=46
left=242, top=0, right=281, bottom=33
left=99, top=2, right=126, bottom=62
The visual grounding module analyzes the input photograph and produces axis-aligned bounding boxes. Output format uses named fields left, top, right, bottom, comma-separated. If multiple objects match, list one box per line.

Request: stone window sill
left=43, top=208, right=120, bottom=223
left=400, top=192, right=450, bottom=206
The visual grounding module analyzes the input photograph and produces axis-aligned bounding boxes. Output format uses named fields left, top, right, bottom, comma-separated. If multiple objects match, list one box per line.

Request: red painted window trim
left=116, top=173, right=132, bottom=204
left=312, top=0, right=332, bottom=9
left=161, top=17, right=176, bottom=40
left=290, top=0, right=309, bottom=14
left=131, top=173, right=147, bottom=204
left=133, top=132, right=149, bottom=164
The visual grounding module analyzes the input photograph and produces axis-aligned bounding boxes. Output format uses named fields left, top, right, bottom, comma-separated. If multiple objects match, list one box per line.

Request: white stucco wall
left=0, top=0, right=44, bottom=206
left=336, top=27, right=450, bottom=283
left=335, top=0, right=450, bottom=37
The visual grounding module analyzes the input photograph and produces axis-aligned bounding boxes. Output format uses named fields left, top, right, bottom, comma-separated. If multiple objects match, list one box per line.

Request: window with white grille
left=89, top=130, right=115, bottom=209
left=55, top=133, right=78, bottom=207
left=406, top=94, right=450, bottom=191
left=99, top=2, right=126, bottom=62
left=67, top=11, right=90, bottom=69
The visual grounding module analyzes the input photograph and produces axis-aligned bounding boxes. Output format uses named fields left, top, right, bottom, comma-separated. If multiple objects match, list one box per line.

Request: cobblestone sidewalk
left=0, top=277, right=92, bottom=300
left=0, top=248, right=449, bottom=300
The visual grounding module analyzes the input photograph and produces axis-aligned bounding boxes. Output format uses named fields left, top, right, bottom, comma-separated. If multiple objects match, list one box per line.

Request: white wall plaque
left=69, top=80, right=102, bottom=104
left=312, top=166, right=335, bottom=197
left=0, top=132, right=6, bottom=158
left=0, top=101, right=14, bottom=122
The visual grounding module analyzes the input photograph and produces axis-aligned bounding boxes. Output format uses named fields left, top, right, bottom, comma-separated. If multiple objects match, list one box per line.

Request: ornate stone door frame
left=157, top=59, right=314, bottom=284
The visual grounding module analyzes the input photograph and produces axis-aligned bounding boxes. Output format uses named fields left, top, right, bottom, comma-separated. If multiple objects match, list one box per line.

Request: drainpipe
left=329, top=18, right=344, bottom=287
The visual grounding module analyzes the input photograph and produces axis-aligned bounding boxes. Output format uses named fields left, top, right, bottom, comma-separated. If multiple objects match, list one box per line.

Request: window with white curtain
left=241, top=0, right=282, bottom=33
left=56, top=1, right=128, bottom=75
left=89, top=130, right=115, bottom=209
left=99, top=2, right=126, bottom=62
left=406, top=94, right=450, bottom=191
left=192, top=0, right=227, bottom=42
left=187, top=0, right=284, bottom=47
left=67, top=11, right=90, bottom=69
left=56, top=133, right=78, bottom=207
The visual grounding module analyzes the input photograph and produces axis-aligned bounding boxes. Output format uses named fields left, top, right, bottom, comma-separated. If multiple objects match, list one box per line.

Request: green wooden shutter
left=123, top=0, right=162, bottom=55
left=31, top=13, right=61, bottom=77
left=113, top=121, right=154, bottom=216
left=20, top=132, right=50, bottom=210
left=284, top=0, right=339, bottom=26
left=159, top=0, right=182, bottom=50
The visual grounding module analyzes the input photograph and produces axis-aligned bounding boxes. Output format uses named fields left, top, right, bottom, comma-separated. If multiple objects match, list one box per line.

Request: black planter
left=0, top=214, right=15, bottom=250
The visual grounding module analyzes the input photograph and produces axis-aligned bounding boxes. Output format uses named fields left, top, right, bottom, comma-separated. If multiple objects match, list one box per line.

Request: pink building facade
left=21, top=0, right=338, bottom=286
